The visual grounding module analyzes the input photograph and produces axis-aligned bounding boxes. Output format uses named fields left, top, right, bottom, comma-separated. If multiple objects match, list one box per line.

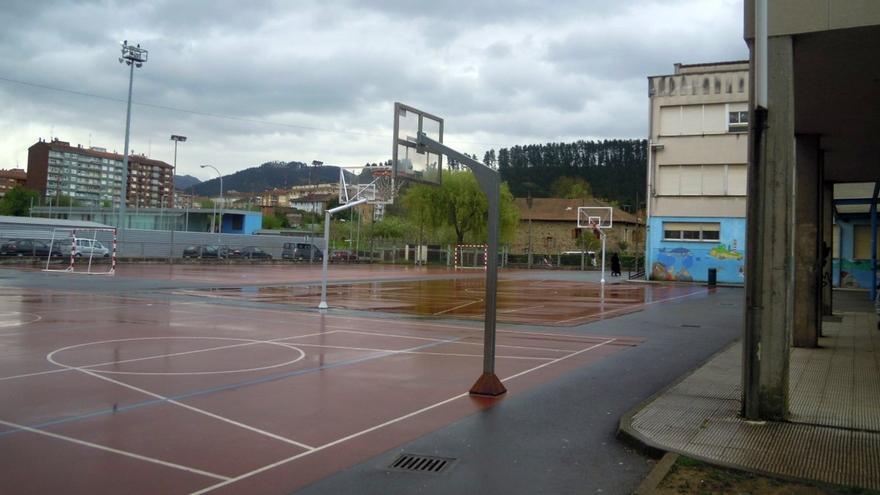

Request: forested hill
left=191, top=161, right=343, bottom=196
left=486, top=139, right=647, bottom=207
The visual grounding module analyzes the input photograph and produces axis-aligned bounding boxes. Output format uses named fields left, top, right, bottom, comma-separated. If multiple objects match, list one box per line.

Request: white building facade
left=646, top=61, right=749, bottom=283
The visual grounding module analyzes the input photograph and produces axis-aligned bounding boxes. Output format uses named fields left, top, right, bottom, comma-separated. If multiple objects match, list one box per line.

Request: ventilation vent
left=388, top=453, right=455, bottom=474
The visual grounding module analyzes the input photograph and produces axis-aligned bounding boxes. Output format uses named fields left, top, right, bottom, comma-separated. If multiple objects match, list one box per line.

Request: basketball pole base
left=469, top=372, right=507, bottom=396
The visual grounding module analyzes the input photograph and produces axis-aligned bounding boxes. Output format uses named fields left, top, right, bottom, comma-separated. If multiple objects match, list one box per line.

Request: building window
left=663, top=222, right=721, bottom=242
left=728, top=110, right=748, bottom=132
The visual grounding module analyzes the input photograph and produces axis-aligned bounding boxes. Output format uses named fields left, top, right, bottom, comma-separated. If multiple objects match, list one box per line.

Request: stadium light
left=170, top=135, right=187, bottom=207
left=201, top=165, right=223, bottom=237
left=117, top=40, right=148, bottom=229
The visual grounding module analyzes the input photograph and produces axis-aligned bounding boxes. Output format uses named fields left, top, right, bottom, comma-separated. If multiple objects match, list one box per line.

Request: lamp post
left=170, top=135, right=186, bottom=208
left=527, top=193, right=533, bottom=269
left=200, top=165, right=222, bottom=237
left=117, top=40, right=148, bottom=229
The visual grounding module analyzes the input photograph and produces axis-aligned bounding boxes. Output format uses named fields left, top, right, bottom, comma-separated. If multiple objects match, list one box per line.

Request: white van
left=63, top=238, right=110, bottom=257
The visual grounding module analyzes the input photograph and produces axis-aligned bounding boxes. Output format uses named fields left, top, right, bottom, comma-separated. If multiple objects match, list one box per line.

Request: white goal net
left=454, top=244, right=487, bottom=270
left=43, top=228, right=117, bottom=275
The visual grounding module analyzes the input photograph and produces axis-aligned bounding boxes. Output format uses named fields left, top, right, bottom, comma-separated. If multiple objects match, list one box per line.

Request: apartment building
left=0, top=169, right=27, bottom=197
left=645, top=61, right=749, bottom=283
left=26, top=138, right=173, bottom=208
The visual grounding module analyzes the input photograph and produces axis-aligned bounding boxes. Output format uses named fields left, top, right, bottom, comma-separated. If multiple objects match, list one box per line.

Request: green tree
left=0, top=186, right=39, bottom=216
left=52, top=194, right=81, bottom=207
left=262, top=214, right=283, bottom=229
left=369, top=216, right=409, bottom=240
left=550, top=176, right=592, bottom=199
left=199, top=199, right=215, bottom=209
left=399, top=170, right=519, bottom=245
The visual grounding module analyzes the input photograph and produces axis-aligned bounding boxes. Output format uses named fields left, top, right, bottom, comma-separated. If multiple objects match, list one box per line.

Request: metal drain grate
left=388, top=453, right=455, bottom=474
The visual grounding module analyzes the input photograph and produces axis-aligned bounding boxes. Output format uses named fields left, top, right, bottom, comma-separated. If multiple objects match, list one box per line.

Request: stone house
left=512, top=197, right=643, bottom=256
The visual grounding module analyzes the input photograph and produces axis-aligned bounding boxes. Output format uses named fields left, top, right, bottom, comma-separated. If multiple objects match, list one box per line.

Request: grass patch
left=656, top=456, right=880, bottom=495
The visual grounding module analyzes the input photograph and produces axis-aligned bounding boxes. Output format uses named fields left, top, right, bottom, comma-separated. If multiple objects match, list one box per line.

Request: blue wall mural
left=832, top=218, right=878, bottom=290
left=646, top=217, right=746, bottom=284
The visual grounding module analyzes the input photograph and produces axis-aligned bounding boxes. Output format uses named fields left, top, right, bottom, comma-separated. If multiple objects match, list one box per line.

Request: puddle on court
left=182, top=280, right=705, bottom=326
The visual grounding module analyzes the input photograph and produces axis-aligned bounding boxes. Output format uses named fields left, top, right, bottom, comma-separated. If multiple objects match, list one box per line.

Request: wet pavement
left=0, top=264, right=742, bottom=494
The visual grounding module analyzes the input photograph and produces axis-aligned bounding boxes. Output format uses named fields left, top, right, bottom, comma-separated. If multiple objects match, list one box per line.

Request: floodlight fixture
left=120, top=40, right=148, bottom=65
left=170, top=135, right=187, bottom=143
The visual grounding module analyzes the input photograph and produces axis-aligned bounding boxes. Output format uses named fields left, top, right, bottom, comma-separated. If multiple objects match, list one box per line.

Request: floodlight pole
left=117, top=41, right=147, bottom=229
left=319, top=198, right=368, bottom=309
left=417, top=132, right=506, bottom=396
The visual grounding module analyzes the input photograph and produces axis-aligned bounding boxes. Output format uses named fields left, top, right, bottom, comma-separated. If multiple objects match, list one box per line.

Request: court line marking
left=0, top=418, right=230, bottom=481
left=189, top=338, right=617, bottom=494
left=56, top=365, right=318, bottom=451
left=432, top=299, right=483, bottom=316
left=48, top=337, right=307, bottom=376
left=0, top=331, right=337, bottom=382
left=553, top=288, right=707, bottom=324
left=332, top=329, right=575, bottom=353
left=0, top=337, right=464, bottom=446
left=499, top=304, right=546, bottom=315
left=0, top=311, right=42, bottom=328
left=286, top=342, right=554, bottom=361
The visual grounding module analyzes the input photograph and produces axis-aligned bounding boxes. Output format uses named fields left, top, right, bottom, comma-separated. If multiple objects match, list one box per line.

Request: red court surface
left=0, top=286, right=643, bottom=494
left=178, top=279, right=706, bottom=326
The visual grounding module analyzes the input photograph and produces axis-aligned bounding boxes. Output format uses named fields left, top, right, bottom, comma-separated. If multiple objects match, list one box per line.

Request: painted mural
left=647, top=217, right=746, bottom=284
left=832, top=259, right=878, bottom=290
left=651, top=242, right=744, bottom=283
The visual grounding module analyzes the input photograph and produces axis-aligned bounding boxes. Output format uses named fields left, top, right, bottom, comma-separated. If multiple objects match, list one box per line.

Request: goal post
left=43, top=228, right=117, bottom=275
left=454, top=244, right=488, bottom=270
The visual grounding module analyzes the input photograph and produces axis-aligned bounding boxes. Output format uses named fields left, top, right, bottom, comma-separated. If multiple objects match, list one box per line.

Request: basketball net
left=588, top=220, right=602, bottom=239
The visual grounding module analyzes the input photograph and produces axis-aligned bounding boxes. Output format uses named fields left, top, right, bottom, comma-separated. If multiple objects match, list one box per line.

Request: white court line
left=60, top=366, right=317, bottom=451
left=0, top=331, right=339, bottom=382
left=499, top=304, right=546, bottom=314
left=553, top=288, right=706, bottom=324
left=287, top=342, right=554, bottom=361
left=432, top=299, right=483, bottom=316
left=188, top=338, right=616, bottom=495
left=332, top=329, right=574, bottom=353
left=0, top=418, right=230, bottom=481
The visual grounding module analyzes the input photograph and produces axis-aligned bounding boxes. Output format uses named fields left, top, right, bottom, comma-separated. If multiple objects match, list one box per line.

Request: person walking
left=610, top=252, right=621, bottom=277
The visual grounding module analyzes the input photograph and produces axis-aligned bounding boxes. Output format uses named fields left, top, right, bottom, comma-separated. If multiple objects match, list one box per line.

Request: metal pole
left=870, top=182, right=879, bottom=301
left=601, top=233, right=607, bottom=284
left=416, top=133, right=505, bottom=396
left=119, top=61, right=134, bottom=229
left=319, top=198, right=368, bottom=309
left=319, top=211, right=331, bottom=309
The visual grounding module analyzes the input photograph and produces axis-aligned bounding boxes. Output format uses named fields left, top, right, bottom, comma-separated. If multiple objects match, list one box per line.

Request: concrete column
left=743, top=36, right=795, bottom=421
left=821, top=176, right=833, bottom=318
left=792, top=135, right=821, bottom=348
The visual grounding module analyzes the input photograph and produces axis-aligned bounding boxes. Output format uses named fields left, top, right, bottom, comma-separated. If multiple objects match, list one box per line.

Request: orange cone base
left=469, top=372, right=507, bottom=396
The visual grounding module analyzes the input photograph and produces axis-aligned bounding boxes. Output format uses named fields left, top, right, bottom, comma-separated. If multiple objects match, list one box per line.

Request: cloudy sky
left=0, top=0, right=747, bottom=181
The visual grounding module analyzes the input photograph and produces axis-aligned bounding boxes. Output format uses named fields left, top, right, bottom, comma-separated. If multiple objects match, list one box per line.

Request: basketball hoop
left=588, top=220, right=602, bottom=239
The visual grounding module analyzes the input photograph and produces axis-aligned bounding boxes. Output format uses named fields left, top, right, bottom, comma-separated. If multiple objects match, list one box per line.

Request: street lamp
left=117, top=40, right=148, bottom=229
left=170, top=135, right=186, bottom=209
left=200, top=165, right=222, bottom=236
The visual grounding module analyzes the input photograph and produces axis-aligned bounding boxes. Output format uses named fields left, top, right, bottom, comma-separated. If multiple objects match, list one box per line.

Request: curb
left=616, top=340, right=742, bottom=457
left=633, top=452, right=678, bottom=495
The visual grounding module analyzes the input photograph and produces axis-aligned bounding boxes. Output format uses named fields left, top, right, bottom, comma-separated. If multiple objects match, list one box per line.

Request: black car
left=238, top=246, right=272, bottom=260
left=182, top=245, right=231, bottom=259
left=0, top=239, right=63, bottom=257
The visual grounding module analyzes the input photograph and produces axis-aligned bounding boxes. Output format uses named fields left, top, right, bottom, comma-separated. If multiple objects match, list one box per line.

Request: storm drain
left=388, top=453, right=456, bottom=474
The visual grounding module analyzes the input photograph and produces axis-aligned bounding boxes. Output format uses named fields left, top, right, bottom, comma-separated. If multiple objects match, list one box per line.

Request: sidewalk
left=619, top=302, right=880, bottom=490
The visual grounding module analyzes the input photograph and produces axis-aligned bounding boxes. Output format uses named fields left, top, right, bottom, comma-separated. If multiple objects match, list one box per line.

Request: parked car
left=0, top=239, right=63, bottom=257
left=238, top=246, right=272, bottom=260
left=330, top=249, right=358, bottom=262
left=283, top=242, right=322, bottom=261
left=66, top=238, right=110, bottom=258
left=182, top=245, right=231, bottom=259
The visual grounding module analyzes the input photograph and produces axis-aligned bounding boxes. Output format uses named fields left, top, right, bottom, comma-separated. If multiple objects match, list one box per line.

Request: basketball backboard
left=577, top=206, right=613, bottom=229
left=393, top=102, right=443, bottom=185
